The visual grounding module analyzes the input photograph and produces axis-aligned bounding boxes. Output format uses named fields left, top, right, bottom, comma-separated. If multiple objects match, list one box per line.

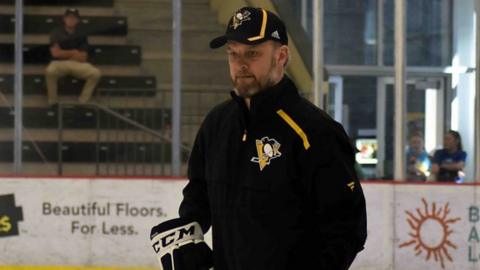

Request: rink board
left=0, top=177, right=184, bottom=269
left=0, top=177, right=479, bottom=270
left=351, top=182, right=479, bottom=270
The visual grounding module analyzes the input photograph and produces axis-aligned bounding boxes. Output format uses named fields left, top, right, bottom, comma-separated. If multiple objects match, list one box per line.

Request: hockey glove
left=150, top=218, right=213, bottom=270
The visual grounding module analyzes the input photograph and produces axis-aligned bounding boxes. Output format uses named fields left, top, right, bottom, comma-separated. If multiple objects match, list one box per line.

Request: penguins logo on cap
left=231, top=10, right=251, bottom=30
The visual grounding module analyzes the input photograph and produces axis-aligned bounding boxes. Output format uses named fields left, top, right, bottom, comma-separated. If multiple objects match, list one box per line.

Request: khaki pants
left=45, top=60, right=101, bottom=105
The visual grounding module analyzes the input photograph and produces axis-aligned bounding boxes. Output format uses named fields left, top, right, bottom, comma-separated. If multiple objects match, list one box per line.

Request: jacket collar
left=230, top=75, right=300, bottom=117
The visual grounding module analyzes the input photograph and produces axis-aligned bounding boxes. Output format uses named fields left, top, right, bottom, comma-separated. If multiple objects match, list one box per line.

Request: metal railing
left=56, top=100, right=189, bottom=176
left=54, top=88, right=229, bottom=176
left=0, top=83, right=230, bottom=176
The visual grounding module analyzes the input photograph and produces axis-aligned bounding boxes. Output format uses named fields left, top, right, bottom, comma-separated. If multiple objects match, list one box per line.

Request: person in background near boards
left=406, top=132, right=431, bottom=181
left=431, top=130, right=467, bottom=182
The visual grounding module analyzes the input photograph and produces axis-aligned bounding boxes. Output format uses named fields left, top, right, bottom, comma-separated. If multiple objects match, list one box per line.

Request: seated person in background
left=406, top=132, right=431, bottom=181
left=45, top=8, right=101, bottom=105
left=431, top=130, right=467, bottom=182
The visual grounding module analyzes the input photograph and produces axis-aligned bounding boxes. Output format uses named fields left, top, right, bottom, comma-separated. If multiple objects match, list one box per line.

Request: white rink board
left=1, top=178, right=480, bottom=269
left=351, top=182, right=479, bottom=270
left=0, top=177, right=186, bottom=268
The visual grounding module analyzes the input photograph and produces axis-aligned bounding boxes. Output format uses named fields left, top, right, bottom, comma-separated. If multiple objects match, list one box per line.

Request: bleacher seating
left=0, top=74, right=156, bottom=96
left=0, top=141, right=171, bottom=162
left=0, top=107, right=171, bottom=129
left=0, top=0, right=113, bottom=6
left=0, top=43, right=141, bottom=65
left=0, top=14, right=128, bottom=36
left=0, top=0, right=226, bottom=175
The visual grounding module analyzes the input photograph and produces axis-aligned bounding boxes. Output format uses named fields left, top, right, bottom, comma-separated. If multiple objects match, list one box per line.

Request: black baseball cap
left=64, top=8, right=80, bottom=17
left=209, top=7, right=288, bottom=49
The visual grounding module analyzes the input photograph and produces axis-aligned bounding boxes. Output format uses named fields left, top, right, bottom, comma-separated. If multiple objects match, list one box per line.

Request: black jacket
left=179, top=76, right=367, bottom=270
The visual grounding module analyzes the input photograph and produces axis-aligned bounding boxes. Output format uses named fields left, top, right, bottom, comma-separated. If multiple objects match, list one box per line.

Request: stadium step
left=0, top=14, right=128, bottom=36
left=0, top=128, right=166, bottom=142
left=0, top=6, right=116, bottom=16
left=115, top=0, right=209, bottom=7
left=142, top=57, right=230, bottom=85
left=0, top=141, right=174, bottom=163
left=0, top=0, right=235, bottom=169
left=0, top=96, right=164, bottom=109
left=0, top=106, right=171, bottom=129
left=0, top=0, right=114, bottom=7
left=0, top=34, right=127, bottom=46
left=126, top=29, right=224, bottom=54
left=0, top=162, right=186, bottom=176
left=0, top=74, right=157, bottom=96
left=0, top=43, right=142, bottom=65
left=114, top=1, right=218, bottom=28
left=0, top=64, right=144, bottom=76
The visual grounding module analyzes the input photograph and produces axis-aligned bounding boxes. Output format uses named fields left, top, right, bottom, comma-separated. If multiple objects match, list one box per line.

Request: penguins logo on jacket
left=251, top=137, right=282, bottom=171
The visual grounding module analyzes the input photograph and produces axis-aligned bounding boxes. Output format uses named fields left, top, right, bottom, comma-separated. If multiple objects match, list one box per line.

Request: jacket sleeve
left=178, top=123, right=211, bottom=233
left=299, top=130, right=367, bottom=269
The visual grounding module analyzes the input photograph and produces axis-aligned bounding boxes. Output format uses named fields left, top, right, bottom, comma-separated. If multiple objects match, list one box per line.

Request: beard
left=232, top=58, right=278, bottom=98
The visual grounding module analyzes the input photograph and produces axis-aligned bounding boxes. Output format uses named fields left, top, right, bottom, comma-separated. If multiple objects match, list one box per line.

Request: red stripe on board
left=360, top=179, right=480, bottom=186
left=0, top=176, right=478, bottom=185
left=0, top=175, right=187, bottom=181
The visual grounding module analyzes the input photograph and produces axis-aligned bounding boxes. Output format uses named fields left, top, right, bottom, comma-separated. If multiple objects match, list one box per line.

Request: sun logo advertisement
left=398, top=198, right=461, bottom=269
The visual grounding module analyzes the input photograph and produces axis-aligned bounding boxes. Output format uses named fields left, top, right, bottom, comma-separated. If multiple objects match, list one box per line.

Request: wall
left=0, top=177, right=479, bottom=270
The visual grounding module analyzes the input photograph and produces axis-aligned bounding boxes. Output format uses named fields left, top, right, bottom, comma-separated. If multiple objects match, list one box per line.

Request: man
left=150, top=7, right=367, bottom=270
left=45, top=8, right=101, bottom=105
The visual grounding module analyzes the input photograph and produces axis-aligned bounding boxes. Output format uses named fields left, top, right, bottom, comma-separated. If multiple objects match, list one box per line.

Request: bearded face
left=227, top=41, right=285, bottom=98
left=233, top=56, right=277, bottom=98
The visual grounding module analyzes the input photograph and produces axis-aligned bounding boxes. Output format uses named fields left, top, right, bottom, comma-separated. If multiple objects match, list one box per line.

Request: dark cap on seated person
left=209, top=7, right=288, bottom=49
left=64, top=8, right=80, bottom=17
